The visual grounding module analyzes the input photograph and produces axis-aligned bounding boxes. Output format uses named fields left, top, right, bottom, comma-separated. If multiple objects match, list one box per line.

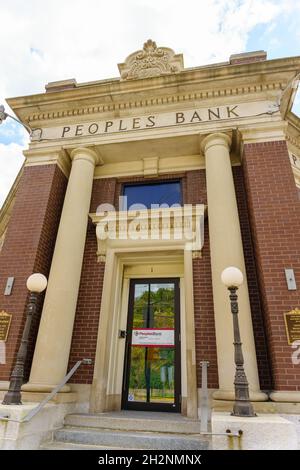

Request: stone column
left=23, top=147, right=100, bottom=392
left=201, top=133, right=266, bottom=401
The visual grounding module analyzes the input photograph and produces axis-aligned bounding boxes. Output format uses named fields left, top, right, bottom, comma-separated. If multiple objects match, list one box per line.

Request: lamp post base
left=2, top=368, right=24, bottom=405
left=2, top=390, right=22, bottom=405
left=232, top=400, right=256, bottom=417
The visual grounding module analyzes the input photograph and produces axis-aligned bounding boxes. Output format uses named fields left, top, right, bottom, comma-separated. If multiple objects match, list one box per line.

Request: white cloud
left=0, top=0, right=287, bottom=99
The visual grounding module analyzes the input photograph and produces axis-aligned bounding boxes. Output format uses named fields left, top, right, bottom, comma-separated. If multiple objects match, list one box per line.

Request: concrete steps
left=40, top=441, right=124, bottom=450
left=48, top=427, right=207, bottom=450
left=65, top=411, right=201, bottom=434
left=41, top=411, right=211, bottom=450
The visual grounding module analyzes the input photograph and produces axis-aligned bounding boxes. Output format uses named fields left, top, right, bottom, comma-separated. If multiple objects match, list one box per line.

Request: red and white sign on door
left=131, top=328, right=175, bottom=347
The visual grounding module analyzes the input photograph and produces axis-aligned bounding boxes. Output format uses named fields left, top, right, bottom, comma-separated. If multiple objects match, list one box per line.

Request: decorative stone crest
left=118, top=39, right=184, bottom=80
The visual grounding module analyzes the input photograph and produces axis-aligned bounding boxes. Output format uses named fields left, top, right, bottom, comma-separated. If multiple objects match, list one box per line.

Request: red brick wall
left=243, top=140, right=300, bottom=391
left=193, top=225, right=219, bottom=389
left=68, top=168, right=270, bottom=390
left=0, top=163, right=273, bottom=390
left=0, top=165, right=67, bottom=381
left=68, top=178, right=116, bottom=383
left=67, top=223, right=105, bottom=383
left=68, top=174, right=192, bottom=384
left=186, top=170, right=219, bottom=389
left=233, top=166, right=272, bottom=390
left=188, top=168, right=271, bottom=390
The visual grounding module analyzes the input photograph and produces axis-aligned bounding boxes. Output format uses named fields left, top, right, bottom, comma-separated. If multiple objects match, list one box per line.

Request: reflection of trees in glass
left=129, top=348, right=175, bottom=395
left=129, top=285, right=175, bottom=398
left=133, top=286, right=174, bottom=328
left=129, top=347, right=146, bottom=392
left=149, top=349, right=175, bottom=395
left=151, top=286, right=174, bottom=329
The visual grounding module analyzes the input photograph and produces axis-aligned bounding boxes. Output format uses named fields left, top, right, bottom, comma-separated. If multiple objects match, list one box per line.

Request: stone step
left=40, top=441, right=129, bottom=450
left=64, top=411, right=201, bottom=434
left=53, top=427, right=209, bottom=450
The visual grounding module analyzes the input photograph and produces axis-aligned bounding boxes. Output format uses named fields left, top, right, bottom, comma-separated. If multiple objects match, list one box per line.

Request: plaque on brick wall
left=0, top=310, right=12, bottom=341
left=0, top=311, right=12, bottom=342
left=284, top=308, right=300, bottom=345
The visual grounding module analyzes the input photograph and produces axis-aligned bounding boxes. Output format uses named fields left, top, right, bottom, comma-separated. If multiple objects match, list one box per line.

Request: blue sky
left=0, top=0, right=299, bottom=207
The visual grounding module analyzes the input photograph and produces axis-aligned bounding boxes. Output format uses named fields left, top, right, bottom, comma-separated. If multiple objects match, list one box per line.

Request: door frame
left=89, top=248, right=199, bottom=419
left=122, top=277, right=181, bottom=412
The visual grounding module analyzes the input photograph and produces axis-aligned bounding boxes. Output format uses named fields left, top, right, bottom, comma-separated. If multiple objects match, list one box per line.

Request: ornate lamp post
left=221, top=266, right=256, bottom=417
left=2, top=273, right=47, bottom=405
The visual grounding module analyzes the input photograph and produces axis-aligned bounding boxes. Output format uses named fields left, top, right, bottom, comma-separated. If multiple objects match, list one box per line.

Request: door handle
left=119, top=329, right=127, bottom=339
left=123, top=338, right=130, bottom=392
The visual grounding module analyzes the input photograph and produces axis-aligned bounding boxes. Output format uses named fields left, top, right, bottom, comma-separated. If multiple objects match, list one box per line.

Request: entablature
left=7, top=55, right=300, bottom=129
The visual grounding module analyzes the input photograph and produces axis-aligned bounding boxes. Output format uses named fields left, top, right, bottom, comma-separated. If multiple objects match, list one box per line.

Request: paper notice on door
left=131, top=328, right=175, bottom=347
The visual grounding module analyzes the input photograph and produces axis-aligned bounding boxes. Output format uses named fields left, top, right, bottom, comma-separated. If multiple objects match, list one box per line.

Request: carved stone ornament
left=118, top=39, right=184, bottom=80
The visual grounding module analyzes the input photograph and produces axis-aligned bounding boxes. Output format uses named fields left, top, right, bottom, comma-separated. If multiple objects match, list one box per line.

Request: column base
left=212, top=398, right=300, bottom=414
left=21, top=391, right=77, bottom=404
left=0, top=381, right=9, bottom=391
left=270, top=391, right=300, bottom=403
left=213, top=389, right=268, bottom=401
left=21, top=383, right=71, bottom=393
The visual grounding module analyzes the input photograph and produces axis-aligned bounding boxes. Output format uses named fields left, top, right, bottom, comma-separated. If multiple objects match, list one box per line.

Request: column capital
left=238, top=121, right=287, bottom=147
left=23, top=148, right=71, bottom=178
left=70, top=147, right=103, bottom=166
left=201, top=132, right=232, bottom=155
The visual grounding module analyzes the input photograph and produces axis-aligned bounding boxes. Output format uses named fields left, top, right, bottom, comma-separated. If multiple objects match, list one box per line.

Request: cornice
left=6, top=56, right=300, bottom=127
left=18, top=83, right=284, bottom=126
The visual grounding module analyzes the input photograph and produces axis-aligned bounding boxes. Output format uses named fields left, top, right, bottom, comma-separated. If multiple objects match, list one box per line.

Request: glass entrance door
left=122, top=278, right=181, bottom=412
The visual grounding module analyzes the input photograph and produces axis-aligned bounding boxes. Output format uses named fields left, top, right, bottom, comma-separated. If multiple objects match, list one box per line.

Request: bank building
left=0, top=41, right=300, bottom=450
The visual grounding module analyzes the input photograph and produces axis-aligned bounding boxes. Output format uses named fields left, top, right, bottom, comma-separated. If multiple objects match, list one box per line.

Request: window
left=122, top=181, right=182, bottom=210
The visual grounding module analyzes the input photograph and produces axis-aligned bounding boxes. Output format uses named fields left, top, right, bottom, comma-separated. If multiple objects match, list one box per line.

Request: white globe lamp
left=26, top=273, right=48, bottom=293
left=221, top=266, right=243, bottom=288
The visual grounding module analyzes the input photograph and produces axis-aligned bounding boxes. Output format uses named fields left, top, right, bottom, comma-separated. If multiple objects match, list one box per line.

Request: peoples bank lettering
left=61, top=105, right=240, bottom=138
left=32, top=100, right=275, bottom=141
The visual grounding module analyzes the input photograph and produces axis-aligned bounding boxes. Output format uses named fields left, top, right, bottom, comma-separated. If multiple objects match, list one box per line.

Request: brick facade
left=0, top=164, right=67, bottom=381
left=186, top=170, right=219, bottom=389
left=233, top=166, right=272, bottom=390
left=243, top=140, right=300, bottom=391
left=68, top=168, right=269, bottom=391
left=0, top=164, right=274, bottom=391
left=68, top=178, right=117, bottom=383
left=193, top=226, right=218, bottom=389
left=67, top=223, right=105, bottom=384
